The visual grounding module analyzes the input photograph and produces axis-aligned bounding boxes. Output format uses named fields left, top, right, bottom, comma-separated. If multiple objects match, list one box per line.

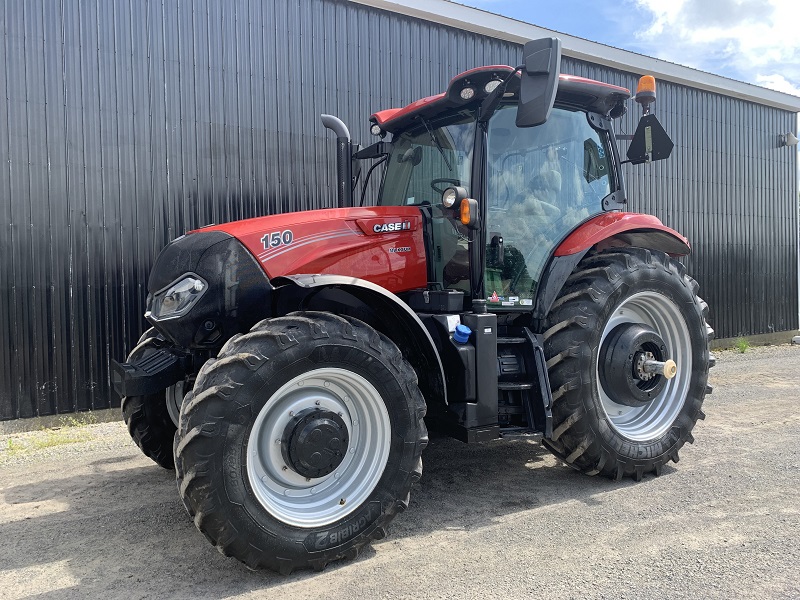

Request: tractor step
left=498, top=336, right=527, bottom=344
left=498, top=426, right=543, bottom=439
left=498, top=381, right=534, bottom=391
left=494, top=328, right=554, bottom=439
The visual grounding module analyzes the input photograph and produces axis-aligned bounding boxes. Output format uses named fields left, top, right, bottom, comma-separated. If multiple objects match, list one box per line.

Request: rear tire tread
left=543, top=248, right=712, bottom=480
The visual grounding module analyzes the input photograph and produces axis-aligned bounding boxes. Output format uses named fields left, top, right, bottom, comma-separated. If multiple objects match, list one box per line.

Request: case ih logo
left=355, top=215, right=419, bottom=236
left=373, top=221, right=411, bottom=234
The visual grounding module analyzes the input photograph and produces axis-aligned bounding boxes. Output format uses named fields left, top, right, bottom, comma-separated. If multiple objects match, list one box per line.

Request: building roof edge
left=351, top=0, right=800, bottom=113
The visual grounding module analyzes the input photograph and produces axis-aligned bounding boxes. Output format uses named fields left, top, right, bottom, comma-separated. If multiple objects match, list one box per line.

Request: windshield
left=379, top=111, right=475, bottom=206
left=484, top=105, right=614, bottom=308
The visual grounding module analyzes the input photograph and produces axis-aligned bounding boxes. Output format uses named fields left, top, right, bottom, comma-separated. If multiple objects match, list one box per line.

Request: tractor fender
left=554, top=212, right=691, bottom=257
left=272, top=274, right=447, bottom=407
left=533, top=213, right=691, bottom=319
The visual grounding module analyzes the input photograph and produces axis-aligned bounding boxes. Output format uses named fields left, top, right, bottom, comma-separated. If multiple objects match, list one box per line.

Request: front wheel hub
left=599, top=323, right=673, bottom=407
left=281, top=409, right=349, bottom=479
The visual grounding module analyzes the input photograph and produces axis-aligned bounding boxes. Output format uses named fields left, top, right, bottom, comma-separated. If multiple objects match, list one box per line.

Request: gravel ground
left=1, top=345, right=799, bottom=599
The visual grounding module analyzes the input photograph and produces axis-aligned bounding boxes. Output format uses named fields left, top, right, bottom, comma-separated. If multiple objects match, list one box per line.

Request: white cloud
left=632, top=0, right=800, bottom=96
left=755, top=74, right=800, bottom=96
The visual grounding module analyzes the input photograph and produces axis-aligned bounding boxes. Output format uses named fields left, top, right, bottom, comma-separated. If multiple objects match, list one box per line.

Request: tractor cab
left=360, top=39, right=669, bottom=314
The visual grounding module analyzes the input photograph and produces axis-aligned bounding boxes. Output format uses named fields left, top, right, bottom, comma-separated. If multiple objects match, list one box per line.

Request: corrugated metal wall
left=0, top=0, right=797, bottom=419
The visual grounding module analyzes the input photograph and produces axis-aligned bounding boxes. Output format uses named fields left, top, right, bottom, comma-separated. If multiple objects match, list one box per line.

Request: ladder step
left=497, top=336, right=527, bottom=344
left=499, top=427, right=543, bottom=439
left=498, top=381, right=534, bottom=391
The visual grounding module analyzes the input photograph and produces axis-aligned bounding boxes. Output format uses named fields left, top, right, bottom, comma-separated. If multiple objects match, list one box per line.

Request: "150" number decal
left=261, top=230, right=293, bottom=250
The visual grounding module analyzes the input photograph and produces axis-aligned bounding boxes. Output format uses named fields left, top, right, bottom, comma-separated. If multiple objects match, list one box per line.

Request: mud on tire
left=174, top=311, right=427, bottom=574
left=543, top=247, right=714, bottom=481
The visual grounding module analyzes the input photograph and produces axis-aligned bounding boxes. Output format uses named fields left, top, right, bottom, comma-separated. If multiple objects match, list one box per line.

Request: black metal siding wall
left=0, top=0, right=796, bottom=419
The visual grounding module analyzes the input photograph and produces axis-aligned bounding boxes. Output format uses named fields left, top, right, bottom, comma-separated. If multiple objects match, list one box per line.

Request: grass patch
left=5, top=437, right=23, bottom=458
left=58, top=412, right=98, bottom=428
left=735, top=336, right=750, bottom=353
left=28, top=427, right=94, bottom=450
left=1, top=412, right=98, bottom=461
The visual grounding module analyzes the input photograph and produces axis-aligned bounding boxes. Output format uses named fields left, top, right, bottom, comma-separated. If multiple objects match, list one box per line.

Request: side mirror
left=516, top=37, right=562, bottom=128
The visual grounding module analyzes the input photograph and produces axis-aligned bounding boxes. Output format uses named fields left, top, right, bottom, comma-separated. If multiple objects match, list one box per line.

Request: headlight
left=146, top=274, right=207, bottom=321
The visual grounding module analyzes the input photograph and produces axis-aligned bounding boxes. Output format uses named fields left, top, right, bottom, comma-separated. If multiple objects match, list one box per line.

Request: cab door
left=377, top=111, right=477, bottom=292
left=483, top=105, right=615, bottom=309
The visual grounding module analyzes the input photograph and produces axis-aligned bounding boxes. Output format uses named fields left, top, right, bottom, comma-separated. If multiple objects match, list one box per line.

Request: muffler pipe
left=321, top=114, right=353, bottom=209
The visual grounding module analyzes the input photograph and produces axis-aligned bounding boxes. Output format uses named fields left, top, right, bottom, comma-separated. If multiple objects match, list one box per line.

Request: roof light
left=460, top=87, right=476, bottom=100
left=370, top=124, right=383, bottom=136
left=484, top=80, right=502, bottom=94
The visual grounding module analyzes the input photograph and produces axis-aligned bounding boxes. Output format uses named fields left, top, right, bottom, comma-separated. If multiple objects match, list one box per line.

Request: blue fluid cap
left=453, top=324, right=472, bottom=344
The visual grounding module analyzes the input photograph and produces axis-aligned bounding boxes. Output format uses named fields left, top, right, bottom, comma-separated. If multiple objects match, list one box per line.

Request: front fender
left=273, top=274, right=447, bottom=407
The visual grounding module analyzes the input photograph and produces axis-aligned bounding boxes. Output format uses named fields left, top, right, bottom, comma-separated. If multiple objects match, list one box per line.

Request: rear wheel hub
left=599, top=323, right=670, bottom=407
left=281, top=409, right=349, bottom=479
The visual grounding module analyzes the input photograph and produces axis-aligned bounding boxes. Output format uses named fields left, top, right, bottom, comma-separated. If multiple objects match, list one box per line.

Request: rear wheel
left=121, top=329, right=178, bottom=470
left=543, top=248, right=713, bottom=480
left=174, top=312, right=427, bottom=573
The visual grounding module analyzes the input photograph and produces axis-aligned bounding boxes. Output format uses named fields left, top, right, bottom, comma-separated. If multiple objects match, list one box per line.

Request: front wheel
left=174, top=312, right=427, bottom=573
left=121, top=328, right=178, bottom=469
left=543, top=248, right=713, bottom=480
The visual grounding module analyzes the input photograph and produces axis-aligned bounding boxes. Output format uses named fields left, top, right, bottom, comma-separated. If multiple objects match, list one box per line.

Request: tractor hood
left=145, top=206, right=426, bottom=348
left=195, top=206, right=427, bottom=294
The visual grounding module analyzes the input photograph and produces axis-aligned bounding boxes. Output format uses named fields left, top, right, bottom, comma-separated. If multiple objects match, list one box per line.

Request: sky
left=455, top=0, right=800, bottom=97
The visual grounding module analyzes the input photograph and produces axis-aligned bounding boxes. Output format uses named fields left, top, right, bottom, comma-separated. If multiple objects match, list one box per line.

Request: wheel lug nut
left=315, top=400, right=321, bottom=406
left=282, top=465, right=288, bottom=471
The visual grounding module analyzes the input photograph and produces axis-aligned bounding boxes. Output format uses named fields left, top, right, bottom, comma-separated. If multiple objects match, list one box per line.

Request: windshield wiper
left=419, top=116, right=453, bottom=172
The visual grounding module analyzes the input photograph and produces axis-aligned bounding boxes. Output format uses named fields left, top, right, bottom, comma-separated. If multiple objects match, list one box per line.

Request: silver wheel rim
left=596, top=291, right=692, bottom=441
left=246, top=367, right=391, bottom=528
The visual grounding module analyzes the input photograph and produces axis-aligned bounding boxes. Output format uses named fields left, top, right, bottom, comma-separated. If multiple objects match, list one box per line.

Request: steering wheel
left=430, top=178, right=461, bottom=194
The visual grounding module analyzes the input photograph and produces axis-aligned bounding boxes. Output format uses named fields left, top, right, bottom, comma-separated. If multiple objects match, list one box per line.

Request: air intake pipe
left=321, top=114, right=353, bottom=208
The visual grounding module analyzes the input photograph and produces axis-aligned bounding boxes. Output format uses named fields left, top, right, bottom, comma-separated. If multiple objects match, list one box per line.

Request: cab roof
left=370, top=65, right=631, bottom=134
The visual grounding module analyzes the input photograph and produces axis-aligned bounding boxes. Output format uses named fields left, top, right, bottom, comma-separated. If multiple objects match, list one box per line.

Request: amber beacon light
left=635, top=75, right=657, bottom=114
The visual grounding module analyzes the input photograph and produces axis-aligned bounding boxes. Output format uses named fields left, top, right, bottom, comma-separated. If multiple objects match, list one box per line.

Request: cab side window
left=484, top=106, right=613, bottom=307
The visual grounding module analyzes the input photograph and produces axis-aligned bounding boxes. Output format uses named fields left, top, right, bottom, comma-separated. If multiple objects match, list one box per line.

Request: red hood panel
left=193, top=207, right=428, bottom=293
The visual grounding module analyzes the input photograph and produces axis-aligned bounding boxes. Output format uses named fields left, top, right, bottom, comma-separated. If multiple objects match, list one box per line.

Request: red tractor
left=113, top=38, right=713, bottom=573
